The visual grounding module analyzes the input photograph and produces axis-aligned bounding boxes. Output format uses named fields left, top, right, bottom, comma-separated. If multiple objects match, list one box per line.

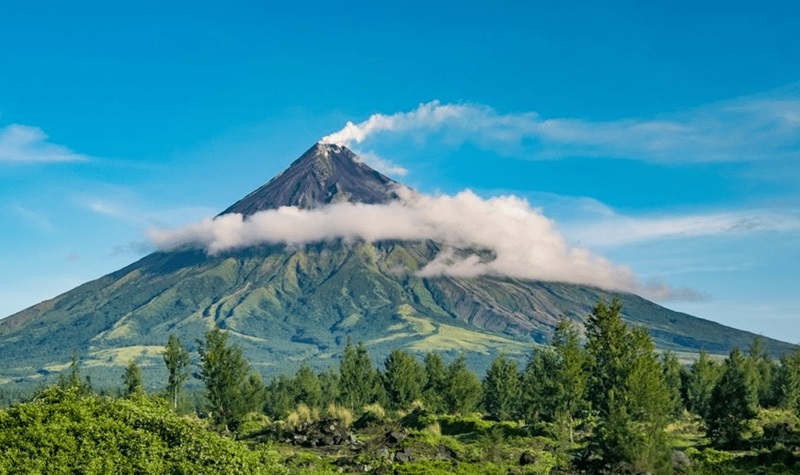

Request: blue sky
left=1, top=1, right=799, bottom=342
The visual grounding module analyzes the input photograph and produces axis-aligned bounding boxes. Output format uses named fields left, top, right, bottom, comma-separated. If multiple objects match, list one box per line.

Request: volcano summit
left=0, top=143, right=793, bottom=387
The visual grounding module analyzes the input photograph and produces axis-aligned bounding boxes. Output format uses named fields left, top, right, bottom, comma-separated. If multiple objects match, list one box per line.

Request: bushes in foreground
left=0, top=386, right=284, bottom=475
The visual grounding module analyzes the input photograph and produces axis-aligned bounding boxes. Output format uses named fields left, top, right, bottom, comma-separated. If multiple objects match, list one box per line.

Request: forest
left=1, top=298, right=799, bottom=474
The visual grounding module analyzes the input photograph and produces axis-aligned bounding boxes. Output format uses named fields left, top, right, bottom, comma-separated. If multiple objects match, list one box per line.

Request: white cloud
left=353, top=150, right=408, bottom=176
left=11, top=204, right=53, bottom=231
left=565, top=209, right=800, bottom=248
left=148, top=188, right=704, bottom=299
left=320, top=95, right=800, bottom=163
left=0, top=124, right=90, bottom=163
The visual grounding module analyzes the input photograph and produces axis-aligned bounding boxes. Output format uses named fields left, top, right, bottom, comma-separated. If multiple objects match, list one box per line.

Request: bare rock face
left=221, top=142, right=400, bottom=216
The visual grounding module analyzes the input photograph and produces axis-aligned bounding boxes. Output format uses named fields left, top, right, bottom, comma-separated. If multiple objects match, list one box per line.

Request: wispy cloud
left=149, top=187, right=699, bottom=301
left=565, top=209, right=800, bottom=248
left=11, top=204, right=53, bottom=231
left=321, top=94, right=800, bottom=163
left=0, top=124, right=90, bottom=163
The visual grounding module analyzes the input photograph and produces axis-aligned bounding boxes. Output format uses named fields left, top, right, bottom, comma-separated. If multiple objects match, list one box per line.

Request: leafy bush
left=436, top=414, right=493, bottom=436
left=0, top=386, right=284, bottom=474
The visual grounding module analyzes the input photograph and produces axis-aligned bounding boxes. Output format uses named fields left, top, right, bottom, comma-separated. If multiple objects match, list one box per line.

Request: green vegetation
left=2, top=240, right=795, bottom=390
left=2, top=299, right=800, bottom=474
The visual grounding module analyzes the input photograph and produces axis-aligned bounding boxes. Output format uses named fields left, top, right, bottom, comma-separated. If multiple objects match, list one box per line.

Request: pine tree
left=747, top=337, right=779, bottom=408
left=685, top=350, right=720, bottom=419
left=550, top=318, right=588, bottom=443
left=292, top=363, right=323, bottom=408
left=382, top=349, right=426, bottom=410
left=57, top=351, right=91, bottom=395
left=585, top=299, right=672, bottom=472
left=122, top=360, right=144, bottom=396
left=338, top=339, right=383, bottom=409
left=521, top=346, right=558, bottom=423
left=776, top=348, right=800, bottom=413
left=318, top=367, right=340, bottom=408
left=197, top=327, right=253, bottom=431
left=661, top=351, right=684, bottom=417
left=422, top=352, right=448, bottom=413
left=443, top=355, right=482, bottom=414
left=482, top=353, right=521, bottom=421
left=163, top=334, right=190, bottom=409
left=706, top=347, right=758, bottom=448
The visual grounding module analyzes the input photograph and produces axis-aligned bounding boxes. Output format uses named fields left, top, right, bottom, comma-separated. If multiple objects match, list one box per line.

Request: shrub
left=285, top=403, right=319, bottom=431
left=325, top=403, right=354, bottom=428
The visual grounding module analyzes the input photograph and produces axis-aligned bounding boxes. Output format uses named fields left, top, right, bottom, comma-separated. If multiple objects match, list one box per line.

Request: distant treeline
left=4, top=298, right=800, bottom=473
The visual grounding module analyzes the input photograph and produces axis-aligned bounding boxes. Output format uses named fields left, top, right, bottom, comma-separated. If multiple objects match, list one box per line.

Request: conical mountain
left=222, top=142, right=400, bottom=215
left=0, top=143, right=794, bottom=389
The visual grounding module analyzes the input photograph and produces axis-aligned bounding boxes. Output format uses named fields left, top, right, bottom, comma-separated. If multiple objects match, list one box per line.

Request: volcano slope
left=0, top=143, right=793, bottom=387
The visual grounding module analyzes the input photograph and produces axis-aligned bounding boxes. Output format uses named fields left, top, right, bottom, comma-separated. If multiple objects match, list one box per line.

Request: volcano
left=0, top=143, right=793, bottom=387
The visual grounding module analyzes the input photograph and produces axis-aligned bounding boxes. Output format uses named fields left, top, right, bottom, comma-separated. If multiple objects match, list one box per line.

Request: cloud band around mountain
left=149, top=188, right=699, bottom=301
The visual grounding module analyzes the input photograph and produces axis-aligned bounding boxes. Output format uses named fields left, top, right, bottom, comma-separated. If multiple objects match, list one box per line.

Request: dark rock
left=386, top=430, right=407, bottom=445
left=672, top=450, right=691, bottom=472
left=286, top=418, right=356, bottom=448
left=435, top=444, right=458, bottom=461
left=519, top=451, right=537, bottom=466
left=376, top=447, right=391, bottom=459
left=394, top=448, right=413, bottom=463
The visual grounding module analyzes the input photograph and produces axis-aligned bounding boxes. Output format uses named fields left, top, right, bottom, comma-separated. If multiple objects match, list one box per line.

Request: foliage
left=661, top=351, right=685, bottom=417
left=163, top=333, right=190, bottom=410
left=338, top=339, right=384, bottom=409
left=422, top=352, right=448, bottom=413
left=776, top=347, right=800, bottom=413
left=686, top=350, right=721, bottom=419
left=443, top=355, right=482, bottom=415
left=285, top=403, right=320, bottom=431
left=122, top=360, right=144, bottom=396
left=585, top=298, right=672, bottom=472
left=324, top=402, right=353, bottom=428
left=748, top=337, right=780, bottom=408
left=382, top=349, right=427, bottom=410
left=292, top=363, right=323, bottom=408
left=197, top=327, right=262, bottom=431
left=0, top=386, right=282, bottom=474
left=706, top=347, right=759, bottom=448
left=481, top=353, right=521, bottom=421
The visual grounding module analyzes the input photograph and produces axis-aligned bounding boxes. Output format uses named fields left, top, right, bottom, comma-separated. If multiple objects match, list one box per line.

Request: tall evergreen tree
left=747, top=337, right=779, bottom=408
left=685, top=350, right=721, bottom=419
left=57, top=351, right=91, bottom=395
left=443, top=355, right=482, bottom=414
left=382, top=349, right=426, bottom=410
left=550, top=318, right=588, bottom=443
left=318, top=367, right=340, bottom=408
left=661, top=351, right=684, bottom=417
left=197, top=327, right=253, bottom=431
left=776, top=348, right=800, bottom=413
left=482, top=353, right=521, bottom=421
left=122, top=360, right=144, bottom=396
left=163, top=334, right=190, bottom=409
left=521, top=346, right=558, bottom=423
left=292, top=363, right=323, bottom=408
left=338, top=339, right=383, bottom=409
left=585, top=299, right=672, bottom=472
left=422, top=352, right=448, bottom=413
left=706, top=347, right=758, bottom=448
